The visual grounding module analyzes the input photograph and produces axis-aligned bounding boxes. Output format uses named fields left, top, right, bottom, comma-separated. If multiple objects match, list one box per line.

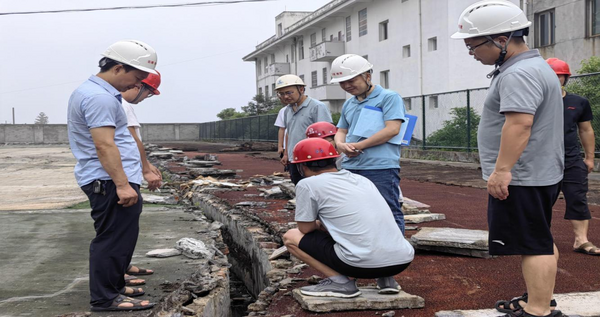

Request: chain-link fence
left=201, top=73, right=600, bottom=154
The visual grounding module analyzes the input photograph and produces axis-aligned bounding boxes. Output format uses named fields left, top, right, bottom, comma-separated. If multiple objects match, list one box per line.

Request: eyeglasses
left=277, top=91, right=295, bottom=97
left=466, top=40, right=489, bottom=52
left=142, top=84, right=154, bottom=98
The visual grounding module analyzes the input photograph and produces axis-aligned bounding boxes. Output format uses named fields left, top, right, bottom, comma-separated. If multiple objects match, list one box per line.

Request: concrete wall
left=0, top=123, right=202, bottom=144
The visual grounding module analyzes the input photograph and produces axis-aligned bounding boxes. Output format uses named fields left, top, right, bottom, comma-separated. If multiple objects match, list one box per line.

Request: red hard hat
left=292, top=138, right=340, bottom=163
left=306, top=121, right=337, bottom=138
left=142, top=70, right=161, bottom=95
left=546, top=58, right=571, bottom=76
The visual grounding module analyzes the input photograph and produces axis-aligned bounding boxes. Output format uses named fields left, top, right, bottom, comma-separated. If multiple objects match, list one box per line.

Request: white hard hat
left=101, top=40, right=158, bottom=74
left=275, top=74, right=306, bottom=90
left=330, top=54, right=373, bottom=83
left=450, top=0, right=531, bottom=39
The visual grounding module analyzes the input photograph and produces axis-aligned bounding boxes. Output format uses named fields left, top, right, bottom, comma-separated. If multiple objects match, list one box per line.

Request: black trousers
left=289, top=163, right=304, bottom=185
left=81, top=180, right=143, bottom=308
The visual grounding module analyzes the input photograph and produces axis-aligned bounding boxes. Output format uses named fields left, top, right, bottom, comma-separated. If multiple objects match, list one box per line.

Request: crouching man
left=283, top=138, right=414, bottom=298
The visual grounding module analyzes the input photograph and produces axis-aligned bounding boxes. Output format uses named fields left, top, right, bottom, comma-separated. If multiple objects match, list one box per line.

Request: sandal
left=496, top=293, right=557, bottom=314
left=500, top=309, right=568, bottom=317
left=90, top=294, right=154, bottom=312
left=125, top=274, right=146, bottom=286
left=120, top=286, right=145, bottom=297
left=573, top=241, right=600, bottom=255
left=127, top=264, right=154, bottom=275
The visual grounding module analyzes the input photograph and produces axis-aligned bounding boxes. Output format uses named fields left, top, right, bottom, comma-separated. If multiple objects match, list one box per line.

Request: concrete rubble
left=410, top=227, right=490, bottom=258
left=175, top=237, right=216, bottom=260
left=142, top=193, right=178, bottom=205
left=146, top=248, right=182, bottom=258
left=292, top=287, right=425, bottom=313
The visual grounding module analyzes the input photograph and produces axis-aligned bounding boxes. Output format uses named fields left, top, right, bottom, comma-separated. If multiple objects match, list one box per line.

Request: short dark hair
left=302, top=158, right=337, bottom=172
left=491, top=33, right=525, bottom=44
left=98, top=57, right=135, bottom=73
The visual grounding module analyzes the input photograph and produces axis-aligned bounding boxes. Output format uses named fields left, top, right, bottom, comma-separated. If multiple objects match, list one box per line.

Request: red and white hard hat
left=142, top=71, right=161, bottom=95
left=306, top=122, right=337, bottom=139
left=102, top=40, right=158, bottom=74
left=292, top=138, right=340, bottom=164
left=546, top=58, right=571, bottom=77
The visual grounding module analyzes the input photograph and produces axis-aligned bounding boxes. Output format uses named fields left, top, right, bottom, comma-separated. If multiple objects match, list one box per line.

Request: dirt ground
left=0, top=146, right=87, bottom=210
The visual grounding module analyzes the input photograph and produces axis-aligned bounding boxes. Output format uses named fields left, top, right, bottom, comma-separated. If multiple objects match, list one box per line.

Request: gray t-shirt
left=478, top=50, right=564, bottom=186
left=284, top=96, right=332, bottom=160
left=295, top=169, right=414, bottom=268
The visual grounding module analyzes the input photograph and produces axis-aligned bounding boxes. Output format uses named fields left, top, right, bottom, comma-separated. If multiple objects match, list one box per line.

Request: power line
left=0, top=0, right=276, bottom=16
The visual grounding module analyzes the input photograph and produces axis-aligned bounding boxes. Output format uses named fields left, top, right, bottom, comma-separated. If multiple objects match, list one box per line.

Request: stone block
left=405, top=213, right=445, bottom=224
left=411, top=227, right=490, bottom=258
left=146, top=248, right=182, bottom=258
left=293, top=287, right=424, bottom=312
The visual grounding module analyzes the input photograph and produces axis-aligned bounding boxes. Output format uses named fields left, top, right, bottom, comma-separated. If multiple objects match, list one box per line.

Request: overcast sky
left=0, top=0, right=328, bottom=124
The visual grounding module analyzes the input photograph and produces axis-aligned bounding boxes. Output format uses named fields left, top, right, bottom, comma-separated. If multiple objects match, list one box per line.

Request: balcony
left=264, top=63, right=290, bottom=77
left=310, top=84, right=346, bottom=101
left=309, top=41, right=345, bottom=62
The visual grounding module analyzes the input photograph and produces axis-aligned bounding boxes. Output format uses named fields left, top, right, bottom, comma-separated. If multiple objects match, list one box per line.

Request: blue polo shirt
left=67, top=75, right=142, bottom=187
left=337, top=85, right=406, bottom=170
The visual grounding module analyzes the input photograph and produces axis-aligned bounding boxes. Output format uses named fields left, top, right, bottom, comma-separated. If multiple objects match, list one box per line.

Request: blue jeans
left=347, top=168, right=404, bottom=235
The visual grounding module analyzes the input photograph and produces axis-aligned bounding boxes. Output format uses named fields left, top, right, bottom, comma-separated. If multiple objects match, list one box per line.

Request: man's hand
left=584, top=158, right=595, bottom=173
left=277, top=147, right=284, bottom=156
left=117, top=183, right=139, bottom=207
left=487, top=170, right=512, bottom=200
left=143, top=168, right=162, bottom=191
left=336, top=142, right=360, bottom=157
left=281, top=153, right=289, bottom=165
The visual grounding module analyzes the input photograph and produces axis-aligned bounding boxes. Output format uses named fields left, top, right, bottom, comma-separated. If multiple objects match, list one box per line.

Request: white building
left=242, top=0, right=526, bottom=114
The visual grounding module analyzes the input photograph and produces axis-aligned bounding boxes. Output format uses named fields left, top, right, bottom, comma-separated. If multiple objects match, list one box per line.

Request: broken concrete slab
left=148, top=151, right=174, bottom=159
left=260, top=187, right=288, bottom=199
left=403, top=197, right=430, bottom=209
left=410, top=227, right=490, bottom=258
left=175, top=237, right=215, bottom=260
left=146, top=248, right=182, bottom=258
left=235, top=201, right=267, bottom=208
left=292, top=287, right=424, bottom=312
left=268, top=245, right=289, bottom=260
left=142, top=194, right=178, bottom=205
left=186, top=160, right=222, bottom=167
left=405, top=213, right=446, bottom=223
left=435, top=290, right=600, bottom=317
left=189, top=168, right=237, bottom=178
left=279, top=183, right=296, bottom=198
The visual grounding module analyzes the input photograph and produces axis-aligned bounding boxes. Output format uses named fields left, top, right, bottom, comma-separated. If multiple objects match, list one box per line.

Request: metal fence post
left=466, top=89, right=471, bottom=153
left=422, top=96, right=426, bottom=150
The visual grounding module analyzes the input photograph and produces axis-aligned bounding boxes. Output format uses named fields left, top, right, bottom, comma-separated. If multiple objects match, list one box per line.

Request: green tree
left=242, top=94, right=282, bottom=116
left=331, top=112, right=341, bottom=126
left=566, top=56, right=600, bottom=153
left=34, top=112, right=49, bottom=124
left=216, top=108, right=246, bottom=120
left=426, top=106, right=480, bottom=149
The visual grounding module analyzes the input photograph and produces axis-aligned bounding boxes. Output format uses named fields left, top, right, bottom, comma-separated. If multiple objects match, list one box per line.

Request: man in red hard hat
left=283, top=138, right=414, bottom=298
left=547, top=58, right=598, bottom=256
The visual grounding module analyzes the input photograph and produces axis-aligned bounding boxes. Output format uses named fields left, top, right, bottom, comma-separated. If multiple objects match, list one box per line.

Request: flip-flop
left=573, top=242, right=600, bottom=256
left=127, top=265, right=154, bottom=275
left=120, top=286, right=145, bottom=297
left=90, top=295, right=154, bottom=312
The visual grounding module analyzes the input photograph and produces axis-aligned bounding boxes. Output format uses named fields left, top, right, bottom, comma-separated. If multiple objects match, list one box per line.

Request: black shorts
left=298, top=230, right=411, bottom=279
left=487, top=183, right=561, bottom=256
left=562, top=159, right=590, bottom=220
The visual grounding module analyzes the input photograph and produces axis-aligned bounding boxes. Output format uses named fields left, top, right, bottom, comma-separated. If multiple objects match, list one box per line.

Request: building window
left=429, top=96, right=438, bottom=109
left=403, top=98, right=412, bottom=111
left=270, top=54, right=275, bottom=64
left=291, top=45, right=296, bottom=62
left=379, top=20, right=389, bottom=41
left=380, top=70, right=390, bottom=89
left=346, top=16, right=352, bottom=41
left=258, top=87, right=263, bottom=96
left=299, top=74, right=305, bottom=83
left=322, top=67, right=328, bottom=85
left=298, top=37, right=305, bottom=60
left=271, top=84, right=276, bottom=95
left=402, top=0, right=409, bottom=2
left=286, top=54, right=289, bottom=63
left=428, top=37, right=437, bottom=51
left=322, top=28, right=327, bottom=42
left=277, top=23, right=283, bottom=37
left=589, top=0, right=600, bottom=37
left=311, top=71, right=318, bottom=88
left=338, top=31, right=342, bottom=41
left=310, top=33, right=317, bottom=47
left=359, top=8, right=368, bottom=37
left=536, top=9, right=555, bottom=46
left=257, top=59, right=262, bottom=76
left=264, top=57, right=268, bottom=73
left=265, top=85, right=269, bottom=98
left=403, top=45, right=411, bottom=58
left=362, top=55, right=369, bottom=61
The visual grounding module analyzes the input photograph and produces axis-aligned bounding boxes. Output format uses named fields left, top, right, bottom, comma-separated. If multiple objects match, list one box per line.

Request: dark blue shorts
left=298, top=230, right=411, bottom=279
left=562, top=159, right=591, bottom=220
left=487, top=183, right=561, bottom=256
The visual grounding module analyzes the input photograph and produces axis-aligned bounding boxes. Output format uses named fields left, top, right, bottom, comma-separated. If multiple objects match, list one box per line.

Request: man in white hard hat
left=276, top=74, right=332, bottom=185
left=452, top=2, right=565, bottom=317
left=67, top=40, right=158, bottom=312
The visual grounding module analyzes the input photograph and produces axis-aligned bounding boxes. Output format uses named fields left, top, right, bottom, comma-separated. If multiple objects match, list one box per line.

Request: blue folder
left=352, top=106, right=417, bottom=146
